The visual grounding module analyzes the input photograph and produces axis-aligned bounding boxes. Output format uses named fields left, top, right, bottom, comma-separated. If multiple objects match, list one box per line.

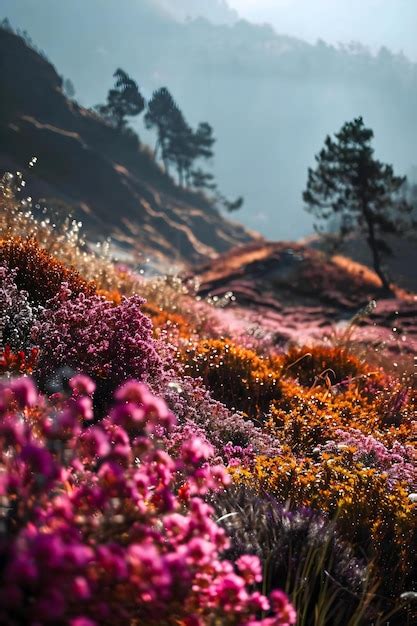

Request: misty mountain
left=234, top=0, right=417, bottom=62
left=2, top=0, right=417, bottom=239
left=155, top=0, right=238, bottom=24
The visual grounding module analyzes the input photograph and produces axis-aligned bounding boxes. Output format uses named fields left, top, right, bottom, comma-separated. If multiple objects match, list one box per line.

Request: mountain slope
left=192, top=241, right=417, bottom=351
left=0, top=27, right=254, bottom=267
left=2, top=0, right=417, bottom=240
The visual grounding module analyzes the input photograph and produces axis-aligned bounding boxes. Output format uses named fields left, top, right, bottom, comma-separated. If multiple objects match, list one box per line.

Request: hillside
left=192, top=241, right=417, bottom=352
left=2, top=173, right=417, bottom=625
left=0, top=26, right=254, bottom=267
left=2, top=0, right=417, bottom=239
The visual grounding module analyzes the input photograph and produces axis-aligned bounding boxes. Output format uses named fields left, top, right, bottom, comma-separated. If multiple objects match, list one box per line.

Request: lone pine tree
left=303, top=117, right=414, bottom=291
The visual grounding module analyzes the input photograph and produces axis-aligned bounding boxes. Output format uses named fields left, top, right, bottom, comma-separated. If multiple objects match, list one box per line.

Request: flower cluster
left=32, top=289, right=164, bottom=407
left=0, top=377, right=295, bottom=626
left=165, top=376, right=281, bottom=462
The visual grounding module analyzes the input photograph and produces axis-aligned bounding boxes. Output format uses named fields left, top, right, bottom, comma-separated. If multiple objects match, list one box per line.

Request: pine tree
left=193, top=122, right=215, bottom=161
left=165, top=109, right=195, bottom=186
left=191, top=168, right=217, bottom=191
left=96, top=69, right=145, bottom=132
left=303, top=117, right=414, bottom=291
left=145, top=88, right=179, bottom=173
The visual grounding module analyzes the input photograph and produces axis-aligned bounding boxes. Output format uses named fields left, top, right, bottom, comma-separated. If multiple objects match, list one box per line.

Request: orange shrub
left=282, top=344, right=367, bottom=387
left=0, top=346, right=39, bottom=375
left=231, top=452, right=417, bottom=594
left=269, top=376, right=416, bottom=451
left=0, top=237, right=96, bottom=305
left=143, top=301, right=192, bottom=338
left=181, top=339, right=282, bottom=418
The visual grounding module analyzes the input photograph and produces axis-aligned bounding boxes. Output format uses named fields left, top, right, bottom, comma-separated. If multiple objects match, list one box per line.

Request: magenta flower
left=237, top=555, right=263, bottom=585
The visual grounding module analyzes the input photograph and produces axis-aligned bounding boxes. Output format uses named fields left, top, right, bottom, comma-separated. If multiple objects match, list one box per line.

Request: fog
left=229, top=0, right=417, bottom=61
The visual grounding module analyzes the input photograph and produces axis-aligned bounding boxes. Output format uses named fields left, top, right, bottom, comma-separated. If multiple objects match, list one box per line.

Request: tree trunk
left=154, top=138, right=160, bottom=160
left=364, top=211, right=392, bottom=294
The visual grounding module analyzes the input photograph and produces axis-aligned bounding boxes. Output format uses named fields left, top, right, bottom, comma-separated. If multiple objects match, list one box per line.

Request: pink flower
left=21, top=444, right=58, bottom=482
left=270, top=590, right=297, bottom=625
left=72, top=576, right=91, bottom=600
left=70, top=374, right=96, bottom=396
left=181, top=437, right=214, bottom=465
left=9, top=377, right=37, bottom=408
left=236, top=555, right=263, bottom=584
left=73, top=396, right=94, bottom=421
left=81, top=427, right=110, bottom=458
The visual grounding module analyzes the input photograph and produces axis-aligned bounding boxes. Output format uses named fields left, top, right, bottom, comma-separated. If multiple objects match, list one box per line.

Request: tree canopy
left=97, top=68, right=145, bottom=132
left=303, top=116, right=414, bottom=290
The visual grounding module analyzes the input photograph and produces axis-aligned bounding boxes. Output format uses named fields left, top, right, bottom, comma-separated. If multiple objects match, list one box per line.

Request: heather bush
left=32, top=289, right=164, bottom=409
left=269, top=376, right=416, bottom=453
left=0, top=263, right=42, bottom=351
left=0, top=376, right=295, bottom=626
left=182, top=339, right=282, bottom=418
left=320, top=429, right=417, bottom=489
left=282, top=344, right=367, bottom=387
left=0, top=237, right=96, bottom=306
left=165, top=376, right=281, bottom=462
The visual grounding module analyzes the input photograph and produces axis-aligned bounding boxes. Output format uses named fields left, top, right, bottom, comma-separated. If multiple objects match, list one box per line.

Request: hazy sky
left=228, top=0, right=417, bottom=60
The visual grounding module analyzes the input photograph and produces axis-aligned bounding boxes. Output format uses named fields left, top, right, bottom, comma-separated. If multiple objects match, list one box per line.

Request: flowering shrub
left=0, top=377, right=295, bottom=626
left=282, top=344, right=367, bottom=387
left=165, top=376, right=281, bottom=463
left=182, top=339, right=282, bottom=418
left=0, top=263, right=42, bottom=350
left=0, top=237, right=96, bottom=305
left=142, top=301, right=192, bottom=339
left=32, top=289, right=164, bottom=407
left=319, top=429, right=417, bottom=489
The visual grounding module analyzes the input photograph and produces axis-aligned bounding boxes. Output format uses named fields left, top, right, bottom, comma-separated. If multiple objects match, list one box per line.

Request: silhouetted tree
left=191, top=168, right=217, bottom=191
left=303, top=117, right=414, bottom=291
left=145, top=89, right=217, bottom=187
left=96, top=69, right=145, bottom=132
left=145, top=88, right=179, bottom=173
left=222, top=195, right=244, bottom=212
left=194, top=122, right=215, bottom=161
left=165, top=107, right=195, bottom=186
left=0, top=18, right=13, bottom=33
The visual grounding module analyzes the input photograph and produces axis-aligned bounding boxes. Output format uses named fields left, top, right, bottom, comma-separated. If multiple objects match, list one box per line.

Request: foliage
left=96, top=68, right=145, bottom=132
left=0, top=263, right=42, bottom=351
left=282, top=344, right=367, bottom=388
left=0, top=237, right=96, bottom=306
left=213, top=486, right=374, bottom=625
left=303, top=117, right=415, bottom=289
left=182, top=339, right=282, bottom=418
